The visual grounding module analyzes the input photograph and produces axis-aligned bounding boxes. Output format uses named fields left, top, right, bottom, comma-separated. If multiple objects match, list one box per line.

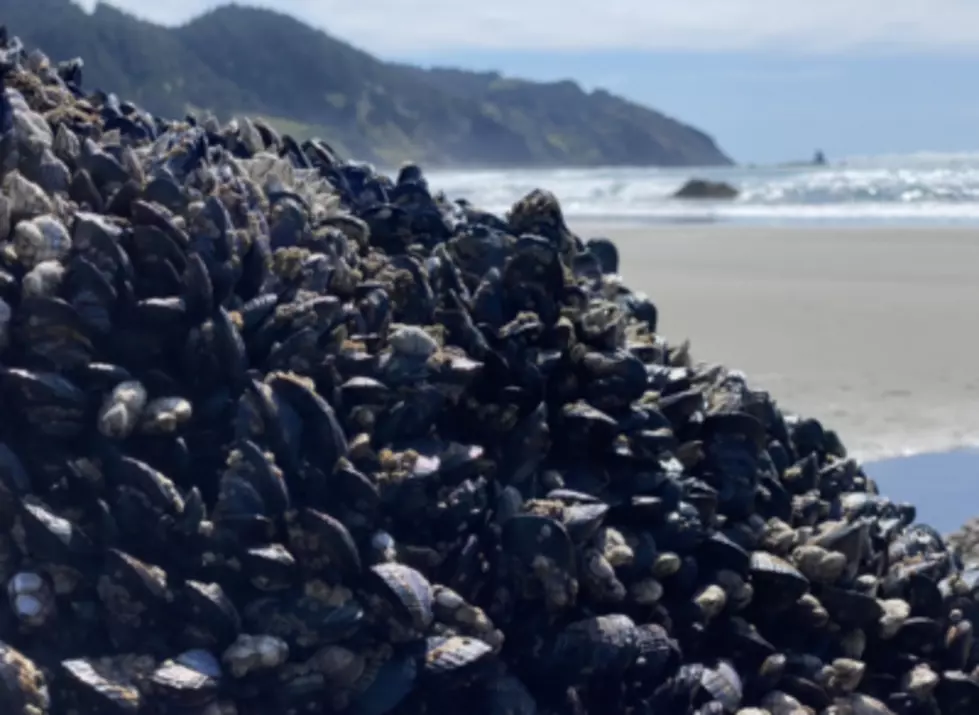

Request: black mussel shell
left=56, top=657, right=141, bottom=714
left=365, top=563, right=434, bottom=633
left=540, top=614, right=639, bottom=686
left=147, top=659, right=218, bottom=708
left=178, top=580, right=241, bottom=650
left=563, top=502, right=609, bottom=544
left=748, top=552, right=809, bottom=609
left=700, top=660, right=742, bottom=713
left=244, top=595, right=364, bottom=652
left=288, top=507, right=363, bottom=580
left=697, top=532, right=750, bottom=575
left=816, top=584, right=883, bottom=627
left=349, top=652, right=418, bottom=715
left=16, top=496, right=96, bottom=565
left=482, top=673, right=538, bottom=715
left=242, top=543, right=298, bottom=591
left=501, top=514, right=575, bottom=574
left=421, top=635, right=494, bottom=682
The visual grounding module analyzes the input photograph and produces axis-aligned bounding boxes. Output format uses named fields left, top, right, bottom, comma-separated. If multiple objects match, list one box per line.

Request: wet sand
left=574, top=224, right=979, bottom=462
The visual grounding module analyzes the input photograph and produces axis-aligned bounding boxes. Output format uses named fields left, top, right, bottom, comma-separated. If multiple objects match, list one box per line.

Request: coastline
left=572, top=223, right=979, bottom=463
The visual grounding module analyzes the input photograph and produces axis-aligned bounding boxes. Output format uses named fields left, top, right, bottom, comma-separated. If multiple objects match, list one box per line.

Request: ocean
left=425, top=151, right=979, bottom=227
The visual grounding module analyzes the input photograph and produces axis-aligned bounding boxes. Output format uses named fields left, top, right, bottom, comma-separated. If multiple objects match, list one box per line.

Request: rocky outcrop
left=673, top=179, right=739, bottom=200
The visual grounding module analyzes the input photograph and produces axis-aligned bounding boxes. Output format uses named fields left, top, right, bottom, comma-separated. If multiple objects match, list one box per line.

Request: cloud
left=75, top=0, right=979, bottom=55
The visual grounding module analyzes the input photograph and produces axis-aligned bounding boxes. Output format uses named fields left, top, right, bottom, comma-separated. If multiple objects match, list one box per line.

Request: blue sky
left=78, top=0, right=979, bottom=164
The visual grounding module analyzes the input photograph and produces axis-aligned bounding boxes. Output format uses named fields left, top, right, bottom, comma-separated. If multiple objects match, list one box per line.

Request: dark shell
left=349, top=652, right=417, bottom=715
left=366, top=563, right=434, bottom=632
left=631, top=623, right=681, bottom=684
left=288, top=507, right=363, bottom=579
left=96, top=549, right=170, bottom=637
left=109, top=455, right=184, bottom=516
left=563, top=502, right=610, bottom=544
left=0, top=643, right=49, bottom=714
left=541, top=614, right=639, bottom=684
left=501, top=514, right=575, bottom=574
left=242, top=543, right=298, bottom=591
left=16, top=497, right=96, bottom=565
left=268, top=371, right=348, bottom=473
left=748, top=552, right=809, bottom=607
left=236, top=439, right=290, bottom=517
left=817, top=584, right=883, bottom=627
left=244, top=595, right=364, bottom=652
left=147, top=660, right=218, bottom=708
left=700, top=660, right=742, bottom=712
left=421, top=635, right=494, bottom=681
left=697, top=532, right=750, bottom=575
left=483, top=673, right=538, bottom=715
left=178, top=580, right=242, bottom=650
left=57, top=658, right=140, bottom=714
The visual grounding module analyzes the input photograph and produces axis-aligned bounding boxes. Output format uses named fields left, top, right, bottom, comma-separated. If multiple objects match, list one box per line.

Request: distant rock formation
left=673, top=179, right=739, bottom=200
left=813, top=150, right=827, bottom=166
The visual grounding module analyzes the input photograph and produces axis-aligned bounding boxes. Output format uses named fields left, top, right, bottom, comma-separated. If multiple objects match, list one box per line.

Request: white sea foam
left=425, top=152, right=979, bottom=226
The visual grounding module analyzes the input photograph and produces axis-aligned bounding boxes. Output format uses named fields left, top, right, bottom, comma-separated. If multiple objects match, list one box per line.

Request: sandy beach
left=573, top=224, right=979, bottom=462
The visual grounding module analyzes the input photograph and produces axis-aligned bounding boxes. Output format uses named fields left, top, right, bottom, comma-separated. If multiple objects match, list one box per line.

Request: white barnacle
left=97, top=380, right=149, bottom=439
left=222, top=634, right=288, bottom=678
left=139, top=396, right=193, bottom=435
left=7, top=571, right=53, bottom=626
left=388, top=325, right=438, bottom=359
left=21, top=260, right=65, bottom=299
left=371, top=531, right=397, bottom=562
left=13, top=213, right=70, bottom=269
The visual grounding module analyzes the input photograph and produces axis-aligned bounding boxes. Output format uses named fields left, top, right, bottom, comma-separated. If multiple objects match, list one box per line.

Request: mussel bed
left=0, top=23, right=973, bottom=715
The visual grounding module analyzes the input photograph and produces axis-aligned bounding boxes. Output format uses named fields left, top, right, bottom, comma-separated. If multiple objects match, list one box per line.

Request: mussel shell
left=563, top=503, right=609, bottom=545
left=109, top=456, right=184, bottom=516
left=178, top=580, right=242, bottom=650
left=893, top=616, right=944, bottom=654
left=244, top=596, right=364, bottom=652
left=182, top=252, right=214, bottom=322
left=289, top=507, right=362, bottom=579
left=366, top=563, right=434, bottom=632
left=16, top=497, right=96, bottom=565
left=421, top=635, right=494, bottom=681
left=349, top=652, right=417, bottom=715
left=483, top=673, right=538, bottom=715
left=748, top=552, right=809, bottom=608
left=0, top=442, right=31, bottom=507
left=242, top=544, right=298, bottom=591
left=148, top=660, right=218, bottom=707
left=700, top=660, right=742, bottom=713
left=57, top=658, right=139, bottom=714
left=501, top=514, right=575, bottom=574
left=631, top=623, right=681, bottom=685
left=105, top=547, right=168, bottom=592
left=541, top=614, right=639, bottom=685
left=268, top=371, right=347, bottom=472
left=697, top=532, right=750, bottom=575
left=816, top=584, right=883, bottom=627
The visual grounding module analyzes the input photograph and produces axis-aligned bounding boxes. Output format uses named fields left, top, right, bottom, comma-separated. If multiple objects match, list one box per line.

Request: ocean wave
left=426, top=153, right=979, bottom=225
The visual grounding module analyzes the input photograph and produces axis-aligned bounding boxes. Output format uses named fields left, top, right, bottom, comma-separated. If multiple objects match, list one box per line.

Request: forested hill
left=4, top=0, right=734, bottom=167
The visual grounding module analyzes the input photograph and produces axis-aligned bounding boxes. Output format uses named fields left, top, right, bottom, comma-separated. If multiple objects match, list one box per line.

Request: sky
left=75, top=0, right=979, bottom=164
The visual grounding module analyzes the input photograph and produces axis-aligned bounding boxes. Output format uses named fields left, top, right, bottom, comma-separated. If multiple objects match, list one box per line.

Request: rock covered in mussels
left=0, top=23, right=974, bottom=715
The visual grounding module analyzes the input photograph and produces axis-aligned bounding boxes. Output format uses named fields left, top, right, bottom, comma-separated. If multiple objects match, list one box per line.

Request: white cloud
left=74, top=0, right=979, bottom=54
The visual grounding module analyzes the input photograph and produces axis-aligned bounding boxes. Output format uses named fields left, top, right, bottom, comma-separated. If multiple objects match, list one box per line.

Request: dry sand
left=574, top=224, right=979, bottom=461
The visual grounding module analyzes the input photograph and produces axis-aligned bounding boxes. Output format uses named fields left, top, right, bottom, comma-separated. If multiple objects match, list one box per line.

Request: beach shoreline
left=572, top=223, right=979, bottom=463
